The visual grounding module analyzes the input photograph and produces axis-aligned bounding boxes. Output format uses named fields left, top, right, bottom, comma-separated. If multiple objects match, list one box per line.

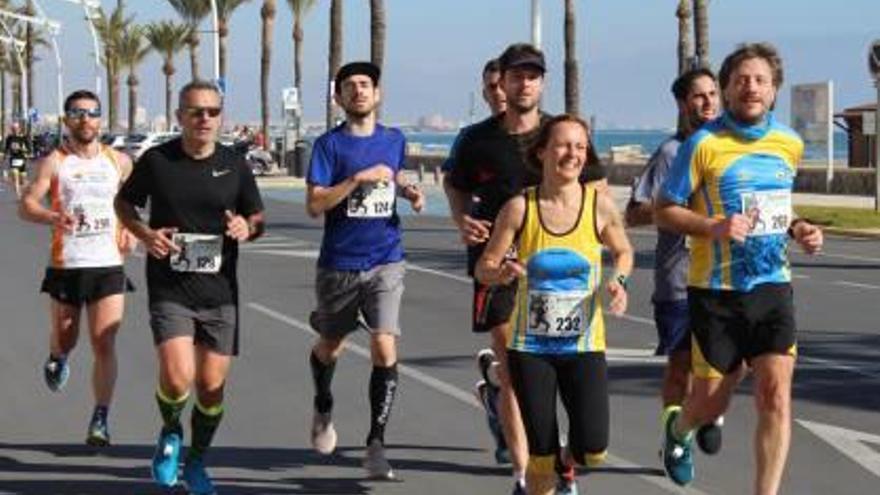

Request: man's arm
left=19, top=153, right=72, bottom=228
left=306, top=163, right=393, bottom=218
left=655, top=198, right=751, bottom=243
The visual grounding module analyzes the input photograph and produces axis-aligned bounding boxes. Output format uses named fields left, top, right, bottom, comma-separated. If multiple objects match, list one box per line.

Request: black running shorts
left=688, top=283, right=796, bottom=379
left=472, top=280, right=517, bottom=333
left=41, top=266, right=133, bottom=306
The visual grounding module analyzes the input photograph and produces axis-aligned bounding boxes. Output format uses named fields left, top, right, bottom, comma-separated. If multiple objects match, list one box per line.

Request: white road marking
left=798, top=419, right=880, bottom=478
left=798, top=355, right=880, bottom=380
left=248, top=302, right=705, bottom=494
left=832, top=280, right=880, bottom=290
left=816, top=252, right=880, bottom=264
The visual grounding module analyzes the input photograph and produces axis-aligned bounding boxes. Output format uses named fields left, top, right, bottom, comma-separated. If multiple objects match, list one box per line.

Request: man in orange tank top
left=19, top=89, right=136, bottom=447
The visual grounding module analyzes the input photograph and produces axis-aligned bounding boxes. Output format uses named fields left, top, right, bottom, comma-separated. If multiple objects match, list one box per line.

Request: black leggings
left=507, top=350, right=609, bottom=464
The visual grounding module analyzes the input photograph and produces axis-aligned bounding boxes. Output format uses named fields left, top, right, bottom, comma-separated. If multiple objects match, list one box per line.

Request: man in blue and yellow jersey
left=655, top=43, right=823, bottom=494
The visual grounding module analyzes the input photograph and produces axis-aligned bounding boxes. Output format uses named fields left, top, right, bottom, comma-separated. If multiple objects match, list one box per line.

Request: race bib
left=10, top=158, right=24, bottom=168
left=741, top=190, right=792, bottom=236
left=170, top=233, right=223, bottom=273
left=526, top=290, right=588, bottom=337
left=347, top=181, right=395, bottom=218
left=70, top=201, right=114, bottom=238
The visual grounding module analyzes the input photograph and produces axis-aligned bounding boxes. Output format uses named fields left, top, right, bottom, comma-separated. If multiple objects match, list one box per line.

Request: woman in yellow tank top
left=476, top=114, right=634, bottom=495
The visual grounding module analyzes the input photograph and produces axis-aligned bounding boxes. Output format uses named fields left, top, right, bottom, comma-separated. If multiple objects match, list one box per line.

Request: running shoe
left=556, top=445, right=579, bottom=494
left=556, top=477, right=579, bottom=495
left=696, top=416, right=724, bottom=455
left=475, top=380, right=510, bottom=464
left=151, top=427, right=182, bottom=488
left=43, top=355, right=70, bottom=392
left=311, top=411, right=337, bottom=455
left=86, top=413, right=110, bottom=447
left=511, top=480, right=527, bottom=495
left=661, top=406, right=694, bottom=486
left=182, top=457, right=216, bottom=495
left=363, top=438, right=395, bottom=480
left=476, top=348, right=499, bottom=387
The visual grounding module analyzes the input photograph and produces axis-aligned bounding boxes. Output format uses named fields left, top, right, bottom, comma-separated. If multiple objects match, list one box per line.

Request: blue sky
left=23, top=0, right=880, bottom=129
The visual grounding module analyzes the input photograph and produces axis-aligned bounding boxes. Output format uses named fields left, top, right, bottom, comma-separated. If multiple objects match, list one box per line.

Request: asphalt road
left=1, top=185, right=879, bottom=495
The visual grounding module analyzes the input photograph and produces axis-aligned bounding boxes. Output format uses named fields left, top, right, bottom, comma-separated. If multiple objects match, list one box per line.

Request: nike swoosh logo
left=212, top=169, right=231, bottom=177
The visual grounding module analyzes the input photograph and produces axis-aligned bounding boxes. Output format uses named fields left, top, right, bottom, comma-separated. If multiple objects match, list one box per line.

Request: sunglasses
left=183, top=106, right=222, bottom=118
left=65, top=107, right=102, bottom=119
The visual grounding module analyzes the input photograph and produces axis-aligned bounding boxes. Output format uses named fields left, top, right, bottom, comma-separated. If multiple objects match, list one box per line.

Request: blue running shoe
left=151, top=427, right=182, bottom=488
left=43, top=355, right=69, bottom=392
left=182, top=457, right=216, bottom=495
left=661, top=406, right=694, bottom=486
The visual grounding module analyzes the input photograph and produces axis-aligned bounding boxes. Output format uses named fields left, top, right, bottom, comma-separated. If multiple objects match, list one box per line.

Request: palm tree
left=693, top=0, right=709, bottom=69
left=287, top=0, right=316, bottom=103
left=166, top=0, right=209, bottom=81
left=25, top=0, right=34, bottom=112
left=117, top=25, right=152, bottom=135
left=326, top=0, right=342, bottom=130
left=369, top=0, right=385, bottom=117
left=145, top=21, right=189, bottom=130
left=260, top=0, right=276, bottom=150
left=563, top=0, right=579, bottom=116
left=677, top=0, right=693, bottom=75
left=95, top=5, right=133, bottom=133
left=216, top=0, right=253, bottom=82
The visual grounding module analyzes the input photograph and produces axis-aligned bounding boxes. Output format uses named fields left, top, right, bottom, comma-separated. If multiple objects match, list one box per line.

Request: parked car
left=123, top=132, right=179, bottom=160
left=101, top=133, right=127, bottom=150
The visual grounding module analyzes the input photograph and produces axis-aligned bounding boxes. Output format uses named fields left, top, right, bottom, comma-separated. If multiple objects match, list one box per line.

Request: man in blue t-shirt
left=305, top=61, right=424, bottom=481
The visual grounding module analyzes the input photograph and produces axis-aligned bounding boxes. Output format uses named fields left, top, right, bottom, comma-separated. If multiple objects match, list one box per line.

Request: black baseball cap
left=334, top=61, right=381, bottom=93
left=498, top=43, right=546, bottom=73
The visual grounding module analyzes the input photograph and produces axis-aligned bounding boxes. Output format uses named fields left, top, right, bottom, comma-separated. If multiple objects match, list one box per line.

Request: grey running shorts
left=149, top=300, right=239, bottom=356
left=309, top=261, right=405, bottom=339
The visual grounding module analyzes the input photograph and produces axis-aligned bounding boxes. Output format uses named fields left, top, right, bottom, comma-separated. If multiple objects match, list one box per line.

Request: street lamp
left=530, top=0, right=541, bottom=48
left=211, top=0, right=221, bottom=91
left=54, top=0, right=102, bottom=96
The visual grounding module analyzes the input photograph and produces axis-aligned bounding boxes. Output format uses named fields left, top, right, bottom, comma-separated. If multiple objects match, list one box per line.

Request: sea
left=404, top=129, right=848, bottom=162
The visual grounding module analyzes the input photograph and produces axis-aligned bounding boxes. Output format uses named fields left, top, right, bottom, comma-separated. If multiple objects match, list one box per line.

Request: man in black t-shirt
left=116, top=80, right=264, bottom=493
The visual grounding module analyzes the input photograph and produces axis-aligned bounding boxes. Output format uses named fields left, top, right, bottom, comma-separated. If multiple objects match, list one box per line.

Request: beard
left=508, top=98, right=539, bottom=115
left=68, top=128, right=98, bottom=145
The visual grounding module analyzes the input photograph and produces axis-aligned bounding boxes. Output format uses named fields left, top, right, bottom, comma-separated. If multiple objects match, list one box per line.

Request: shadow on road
left=0, top=442, right=499, bottom=495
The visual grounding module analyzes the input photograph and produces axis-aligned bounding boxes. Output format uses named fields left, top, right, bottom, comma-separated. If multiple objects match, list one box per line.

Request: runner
left=115, top=80, right=265, bottom=494
left=444, top=43, right=602, bottom=495
left=476, top=114, right=633, bottom=495
left=624, top=68, right=729, bottom=455
left=305, top=61, right=424, bottom=481
left=18, top=89, right=136, bottom=447
left=655, top=43, right=823, bottom=493
left=5, top=122, right=31, bottom=198
left=442, top=56, right=511, bottom=466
